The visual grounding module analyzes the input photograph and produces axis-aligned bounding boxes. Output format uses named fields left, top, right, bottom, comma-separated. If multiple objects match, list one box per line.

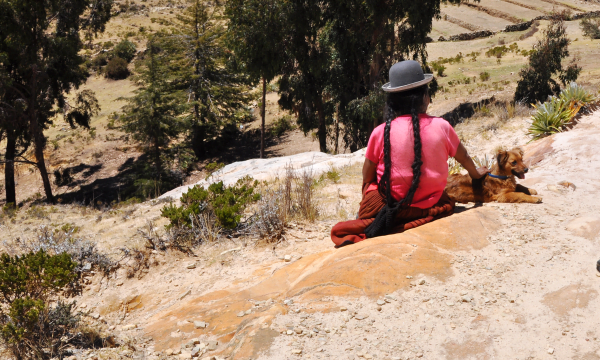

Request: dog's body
left=445, top=148, right=542, bottom=204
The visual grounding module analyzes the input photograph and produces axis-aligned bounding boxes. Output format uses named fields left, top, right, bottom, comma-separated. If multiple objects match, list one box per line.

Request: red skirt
left=330, top=183, right=455, bottom=247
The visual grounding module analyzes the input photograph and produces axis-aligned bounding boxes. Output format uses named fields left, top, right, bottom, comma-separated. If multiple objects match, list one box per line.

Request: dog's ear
left=497, top=150, right=509, bottom=167
left=514, top=147, right=524, bottom=157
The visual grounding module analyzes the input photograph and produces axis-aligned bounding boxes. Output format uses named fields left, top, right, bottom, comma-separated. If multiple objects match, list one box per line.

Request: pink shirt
left=365, top=114, right=460, bottom=209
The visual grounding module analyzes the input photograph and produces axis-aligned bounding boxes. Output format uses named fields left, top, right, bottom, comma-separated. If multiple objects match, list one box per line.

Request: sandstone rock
left=376, top=300, right=385, bottom=306
left=355, top=314, right=369, bottom=320
left=194, top=321, right=208, bottom=329
left=187, top=263, right=196, bottom=269
left=377, top=306, right=382, bottom=311
left=418, top=279, right=426, bottom=285
left=207, top=341, right=218, bottom=351
left=179, top=352, right=192, bottom=359
left=340, top=306, right=348, bottom=311
left=294, top=328, right=303, bottom=334
left=287, top=330, right=294, bottom=335
left=547, top=348, right=554, bottom=354
left=292, top=349, right=303, bottom=355
left=284, top=255, right=292, bottom=262
left=122, top=324, right=137, bottom=331
left=237, top=311, right=245, bottom=317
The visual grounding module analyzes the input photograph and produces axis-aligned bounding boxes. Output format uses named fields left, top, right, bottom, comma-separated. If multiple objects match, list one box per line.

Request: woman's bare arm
left=362, top=158, right=378, bottom=185
left=453, top=142, right=489, bottom=179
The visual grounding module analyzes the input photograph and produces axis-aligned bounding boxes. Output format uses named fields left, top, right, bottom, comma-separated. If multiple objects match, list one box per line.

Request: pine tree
left=225, top=0, right=285, bottom=158
left=165, top=0, right=252, bottom=158
left=277, top=0, right=333, bottom=153
left=0, top=0, right=112, bottom=204
left=323, top=0, right=460, bottom=151
left=120, top=38, right=182, bottom=179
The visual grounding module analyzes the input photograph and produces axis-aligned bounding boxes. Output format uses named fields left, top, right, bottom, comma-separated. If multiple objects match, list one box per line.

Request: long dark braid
left=365, top=86, right=426, bottom=238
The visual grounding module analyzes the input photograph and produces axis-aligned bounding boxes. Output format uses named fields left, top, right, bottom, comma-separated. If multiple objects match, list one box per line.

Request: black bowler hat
left=382, top=60, right=433, bottom=93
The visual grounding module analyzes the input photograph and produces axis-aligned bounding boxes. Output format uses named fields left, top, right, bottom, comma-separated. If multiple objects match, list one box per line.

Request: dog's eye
left=511, top=161, right=517, bottom=165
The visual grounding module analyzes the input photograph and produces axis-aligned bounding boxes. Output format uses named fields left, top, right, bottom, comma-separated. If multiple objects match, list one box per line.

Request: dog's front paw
left=529, top=188, right=538, bottom=195
left=535, top=197, right=542, bottom=203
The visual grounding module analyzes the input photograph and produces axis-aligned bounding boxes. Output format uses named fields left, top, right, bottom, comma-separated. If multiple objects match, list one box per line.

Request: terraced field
left=431, top=0, right=600, bottom=37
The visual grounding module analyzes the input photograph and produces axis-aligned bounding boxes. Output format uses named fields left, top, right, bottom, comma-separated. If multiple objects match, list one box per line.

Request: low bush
left=0, top=250, right=79, bottom=359
left=113, top=39, right=137, bottom=63
left=7, top=225, right=117, bottom=275
left=205, top=162, right=225, bottom=179
left=269, top=115, right=296, bottom=137
left=162, top=176, right=260, bottom=231
left=479, top=71, right=491, bottom=82
left=104, top=57, right=130, bottom=80
left=580, top=17, right=600, bottom=39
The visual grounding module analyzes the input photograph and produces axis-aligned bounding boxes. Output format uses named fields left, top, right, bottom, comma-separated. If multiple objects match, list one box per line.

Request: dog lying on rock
left=445, top=148, right=542, bottom=204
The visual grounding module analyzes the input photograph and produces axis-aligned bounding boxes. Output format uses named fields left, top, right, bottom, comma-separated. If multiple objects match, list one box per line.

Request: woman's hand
left=453, top=143, right=490, bottom=179
left=472, top=166, right=490, bottom=179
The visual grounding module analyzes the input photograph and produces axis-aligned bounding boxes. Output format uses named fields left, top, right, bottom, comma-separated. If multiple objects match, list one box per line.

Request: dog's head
left=496, top=147, right=528, bottom=179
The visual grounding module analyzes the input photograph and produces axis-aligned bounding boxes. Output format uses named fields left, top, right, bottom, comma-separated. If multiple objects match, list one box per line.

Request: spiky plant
left=528, top=97, right=575, bottom=139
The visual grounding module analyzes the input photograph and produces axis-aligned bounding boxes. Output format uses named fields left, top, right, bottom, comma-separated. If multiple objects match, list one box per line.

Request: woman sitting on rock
left=331, top=60, right=488, bottom=247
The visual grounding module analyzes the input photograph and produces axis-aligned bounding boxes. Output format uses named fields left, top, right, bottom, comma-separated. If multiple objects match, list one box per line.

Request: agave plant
left=559, top=82, right=597, bottom=109
left=528, top=96, right=576, bottom=139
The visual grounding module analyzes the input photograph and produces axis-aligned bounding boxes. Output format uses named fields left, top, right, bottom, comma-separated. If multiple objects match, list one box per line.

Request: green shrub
left=92, top=52, right=108, bottom=71
left=431, top=63, right=446, bottom=77
left=161, top=176, right=260, bottom=230
left=528, top=97, right=574, bottom=139
left=515, top=17, right=581, bottom=104
left=580, top=17, right=600, bottom=39
left=104, top=57, right=130, bottom=80
left=205, top=162, right=225, bottom=179
left=269, top=115, right=296, bottom=137
left=0, top=250, right=79, bottom=359
left=480, top=71, right=491, bottom=82
left=113, top=39, right=137, bottom=63
left=528, top=83, right=596, bottom=139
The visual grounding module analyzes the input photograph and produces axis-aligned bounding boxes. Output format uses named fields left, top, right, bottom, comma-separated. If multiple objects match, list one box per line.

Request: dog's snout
left=524, top=168, right=529, bottom=173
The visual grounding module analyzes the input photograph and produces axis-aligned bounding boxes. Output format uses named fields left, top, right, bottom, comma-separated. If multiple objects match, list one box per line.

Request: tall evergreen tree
left=323, top=0, right=461, bottom=151
left=166, top=0, right=252, bottom=158
left=278, top=0, right=333, bottom=153
left=120, top=39, right=182, bottom=178
left=225, top=0, right=285, bottom=158
left=0, top=0, right=112, bottom=203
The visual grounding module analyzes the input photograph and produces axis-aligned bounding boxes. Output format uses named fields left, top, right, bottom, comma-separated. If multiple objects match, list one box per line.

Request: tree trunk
left=28, top=65, right=55, bottom=204
left=316, top=99, right=327, bottom=153
left=4, top=129, right=17, bottom=205
left=260, top=77, right=266, bottom=158
left=33, top=133, right=54, bottom=204
left=334, top=113, right=339, bottom=155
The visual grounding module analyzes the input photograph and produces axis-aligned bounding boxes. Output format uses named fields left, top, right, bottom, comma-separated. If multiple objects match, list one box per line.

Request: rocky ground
left=3, top=111, right=600, bottom=360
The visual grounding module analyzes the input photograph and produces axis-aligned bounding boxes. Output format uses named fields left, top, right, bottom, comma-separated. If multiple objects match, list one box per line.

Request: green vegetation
left=0, top=250, right=78, bottom=359
left=480, top=71, right=491, bottom=82
left=528, top=83, right=597, bottom=139
left=161, top=176, right=260, bottom=230
left=226, top=0, right=285, bottom=158
left=205, top=162, right=225, bottom=179
left=580, top=17, right=600, bottom=39
left=269, top=115, right=296, bottom=137
left=105, top=57, right=130, bottom=79
left=113, top=39, right=137, bottom=62
left=515, top=15, right=581, bottom=105
left=0, top=0, right=112, bottom=204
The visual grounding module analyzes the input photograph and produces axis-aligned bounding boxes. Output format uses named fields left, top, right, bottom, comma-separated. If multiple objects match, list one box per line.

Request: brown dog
left=445, top=148, right=542, bottom=204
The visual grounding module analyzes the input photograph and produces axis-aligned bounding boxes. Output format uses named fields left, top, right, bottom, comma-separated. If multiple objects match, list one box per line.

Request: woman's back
left=365, top=114, right=460, bottom=209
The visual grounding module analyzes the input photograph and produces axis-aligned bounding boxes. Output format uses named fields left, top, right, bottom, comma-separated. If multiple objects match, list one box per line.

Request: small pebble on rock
left=284, top=255, right=292, bottom=262
left=286, top=330, right=294, bottom=335
left=237, top=311, right=245, bottom=317
left=187, top=263, right=196, bottom=269
left=376, top=306, right=382, bottom=311
left=418, top=279, right=426, bottom=285
left=376, top=300, right=385, bottom=306
left=548, top=348, right=555, bottom=354
left=194, top=321, right=209, bottom=329
left=340, top=306, right=348, bottom=312
left=292, top=349, right=302, bottom=355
